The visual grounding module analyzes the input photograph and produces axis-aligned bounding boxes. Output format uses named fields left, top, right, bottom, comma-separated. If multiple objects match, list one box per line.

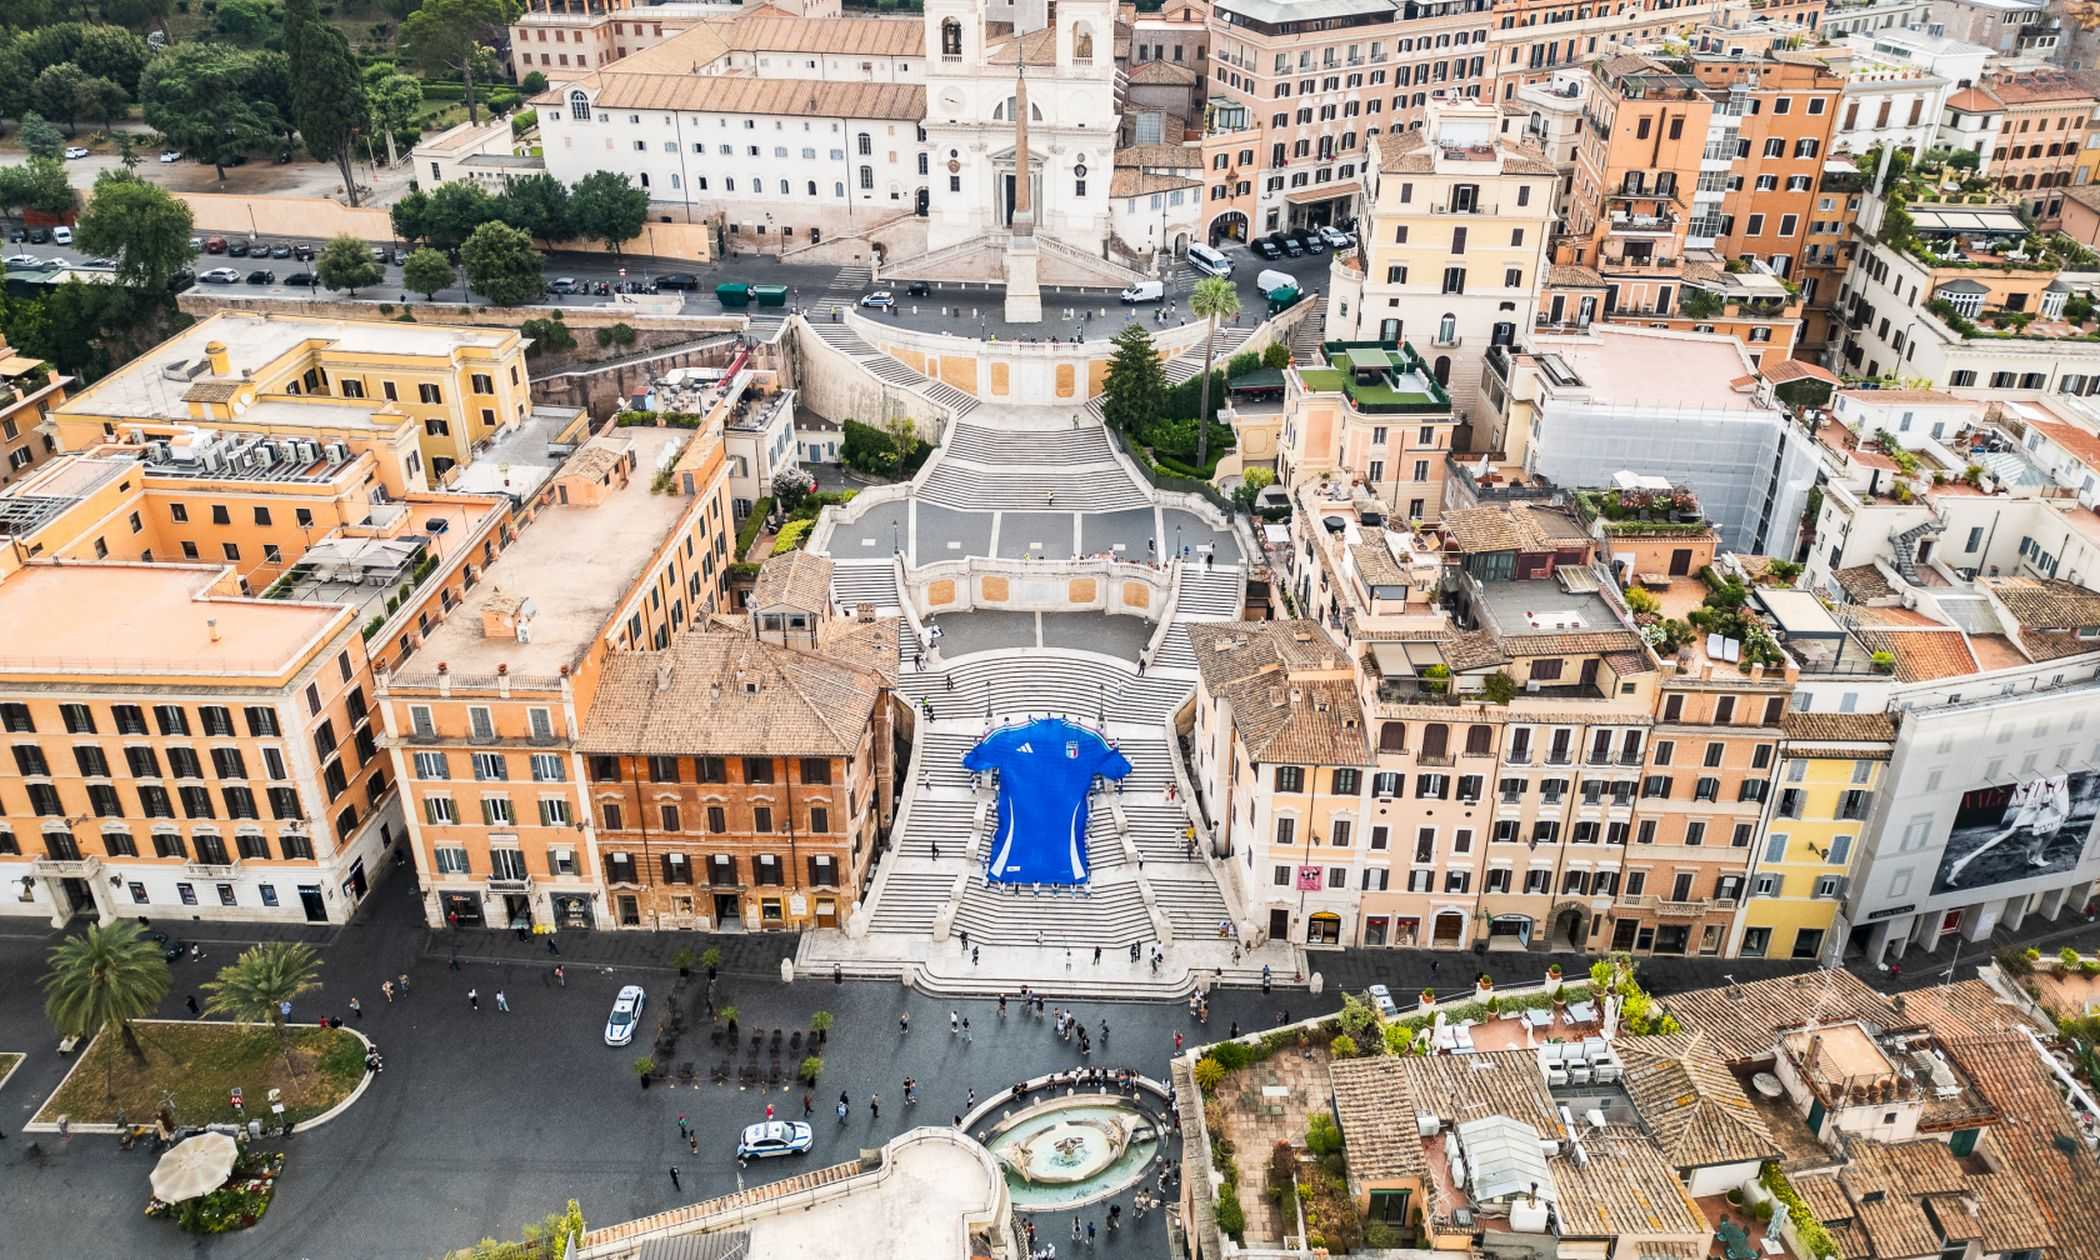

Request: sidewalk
left=421, top=921, right=801, bottom=980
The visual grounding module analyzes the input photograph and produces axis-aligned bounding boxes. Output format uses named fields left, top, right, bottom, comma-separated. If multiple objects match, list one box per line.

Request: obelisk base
left=1003, top=233, right=1042, bottom=324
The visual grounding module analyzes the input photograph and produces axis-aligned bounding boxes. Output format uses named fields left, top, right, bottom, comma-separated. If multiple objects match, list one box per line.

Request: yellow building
left=0, top=332, right=69, bottom=491
left=1730, top=711, right=1891, bottom=964
left=50, top=310, right=538, bottom=482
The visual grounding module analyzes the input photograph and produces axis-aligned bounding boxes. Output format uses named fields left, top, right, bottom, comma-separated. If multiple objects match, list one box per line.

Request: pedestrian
left=765, top=1103, right=775, bottom=1121
left=1093, top=945, right=1102, bottom=965
left=1136, top=653, right=1146, bottom=677
left=999, top=993, right=1008, bottom=1017
left=1173, top=1031, right=1184, bottom=1052
left=496, top=990, right=510, bottom=1013
left=900, top=1011, right=911, bottom=1035
left=185, top=994, right=199, bottom=1017
left=1110, top=1204, right=1121, bottom=1231
left=688, top=1132, right=699, bottom=1156
left=349, top=996, right=363, bottom=1020
left=837, top=1100, right=850, bottom=1123
left=803, top=1091, right=814, bottom=1117
left=1100, top=1019, right=1110, bottom=1046
left=382, top=980, right=395, bottom=1004
left=1230, top=1021, right=1240, bottom=1038
left=546, top=936, right=560, bottom=955
left=963, top=1015, right=972, bottom=1042
left=950, top=1009, right=960, bottom=1035
left=554, top=965, right=566, bottom=987
left=398, top=973, right=410, bottom=996
left=967, top=1087, right=976, bottom=1111
left=468, top=988, right=480, bottom=1011
left=954, top=1113, right=964, bottom=1128
left=972, top=946, right=981, bottom=967
left=1065, top=947, right=1072, bottom=969
left=871, top=1094, right=881, bottom=1120
left=669, top=1166, right=682, bottom=1192
left=679, top=1113, right=690, bottom=1139
left=931, top=841, right=940, bottom=861
left=1087, top=1221, right=1097, bottom=1247
left=960, top=928, right=970, bottom=951
left=1072, top=1218, right=1082, bottom=1244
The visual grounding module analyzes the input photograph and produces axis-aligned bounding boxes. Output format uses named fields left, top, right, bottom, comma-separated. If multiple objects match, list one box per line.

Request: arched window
left=1379, top=722, right=1408, bottom=754
left=859, top=165, right=873, bottom=190
left=918, top=153, right=928, bottom=175
left=1422, top=724, right=1449, bottom=758
left=857, top=132, right=873, bottom=157
left=941, top=18, right=963, bottom=57
left=568, top=90, right=591, bottom=120
left=1433, top=355, right=1451, bottom=386
left=807, top=180, right=817, bottom=196
left=834, top=181, right=846, bottom=198
left=1466, top=725, right=1493, bottom=756
left=1073, top=23, right=1095, bottom=62
left=1437, top=312, right=1457, bottom=345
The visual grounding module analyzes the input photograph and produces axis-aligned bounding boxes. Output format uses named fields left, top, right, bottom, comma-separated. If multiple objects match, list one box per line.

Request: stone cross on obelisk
left=1002, top=62, right=1043, bottom=323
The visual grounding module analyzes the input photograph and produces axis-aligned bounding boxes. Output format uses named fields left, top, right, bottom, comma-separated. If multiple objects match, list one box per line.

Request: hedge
left=734, top=497, right=773, bottom=560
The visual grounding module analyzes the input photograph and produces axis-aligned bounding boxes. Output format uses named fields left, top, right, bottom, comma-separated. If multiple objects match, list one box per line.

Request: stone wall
left=907, top=556, right=1170, bottom=620
left=173, top=191, right=718, bottom=263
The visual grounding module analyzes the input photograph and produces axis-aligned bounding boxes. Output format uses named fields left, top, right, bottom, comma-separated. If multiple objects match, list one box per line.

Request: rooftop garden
left=1574, top=485, right=1707, bottom=535
left=1628, top=565, right=1788, bottom=669
left=1306, top=341, right=1453, bottom=415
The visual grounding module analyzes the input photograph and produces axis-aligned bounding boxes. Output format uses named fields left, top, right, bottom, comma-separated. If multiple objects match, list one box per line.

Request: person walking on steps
left=669, top=1167, right=682, bottom=1192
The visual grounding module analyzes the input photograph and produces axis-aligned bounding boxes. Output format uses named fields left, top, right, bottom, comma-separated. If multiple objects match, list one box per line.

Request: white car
left=1366, top=983, right=1399, bottom=1019
left=198, top=267, right=242, bottom=284
left=62, top=147, right=89, bottom=160
left=1318, top=224, right=1353, bottom=249
left=603, top=984, right=646, bottom=1046
left=3, top=254, right=39, bottom=269
left=50, top=226, right=71, bottom=245
left=859, top=290, right=895, bottom=310
left=738, top=1121, right=814, bottom=1160
left=160, top=151, right=183, bottom=164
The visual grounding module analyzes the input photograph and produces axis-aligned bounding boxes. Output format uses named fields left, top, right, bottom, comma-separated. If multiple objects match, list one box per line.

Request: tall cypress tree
left=287, top=0, right=368, bottom=207
left=1101, top=321, right=1166, bottom=437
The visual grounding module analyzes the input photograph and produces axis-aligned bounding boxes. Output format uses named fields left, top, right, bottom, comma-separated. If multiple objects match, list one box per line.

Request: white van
left=1120, top=280, right=1164, bottom=304
left=1186, top=242, right=1234, bottom=278
left=51, top=226, right=72, bottom=246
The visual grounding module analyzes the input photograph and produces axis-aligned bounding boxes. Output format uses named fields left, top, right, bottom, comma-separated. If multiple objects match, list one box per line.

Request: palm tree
left=1191, top=275, right=1242, bottom=472
left=42, top=920, right=173, bottom=1098
left=202, top=942, right=325, bottom=1076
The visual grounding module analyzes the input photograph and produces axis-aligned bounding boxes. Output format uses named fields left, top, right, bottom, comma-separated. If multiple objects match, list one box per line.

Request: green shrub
left=1215, top=1187, right=1246, bottom=1241
left=1262, top=342, right=1290, bottom=369
left=734, top=497, right=773, bottom=559
left=772, top=518, right=814, bottom=552
left=1209, top=1040, right=1254, bottom=1071
left=1193, top=1057, right=1226, bottom=1092
left=1306, top=1111, right=1343, bottom=1158
left=1329, top=1033, right=1358, bottom=1058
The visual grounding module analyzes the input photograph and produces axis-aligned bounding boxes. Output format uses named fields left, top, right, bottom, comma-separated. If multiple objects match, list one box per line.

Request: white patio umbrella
left=151, top=1132, right=238, bottom=1203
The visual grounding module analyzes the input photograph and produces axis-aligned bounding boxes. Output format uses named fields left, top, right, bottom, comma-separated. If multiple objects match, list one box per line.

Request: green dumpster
left=752, top=284, right=789, bottom=308
left=1265, top=285, right=1300, bottom=311
left=716, top=282, right=752, bottom=308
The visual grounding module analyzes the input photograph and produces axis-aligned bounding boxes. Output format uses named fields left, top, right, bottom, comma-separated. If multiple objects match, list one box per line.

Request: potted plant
left=702, top=946, right=722, bottom=980
left=1545, top=962, right=1563, bottom=995
left=811, top=1010, right=833, bottom=1047
left=672, top=946, right=697, bottom=978
left=799, top=1055, right=824, bottom=1085
left=1418, top=987, right=1436, bottom=1010
left=634, top=1056, right=656, bottom=1089
left=1475, top=973, right=1494, bottom=1001
left=720, top=1004, right=740, bottom=1041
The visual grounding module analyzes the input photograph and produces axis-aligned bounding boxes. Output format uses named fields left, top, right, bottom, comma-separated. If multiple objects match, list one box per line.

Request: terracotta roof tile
left=1850, top=628, right=1978, bottom=683
left=2025, top=417, right=2100, bottom=470
left=1662, top=969, right=1894, bottom=1063
left=1617, top=1031, right=1779, bottom=1169
left=1550, top=1126, right=1710, bottom=1242
left=1778, top=711, right=1895, bottom=743
left=1940, top=1035, right=2100, bottom=1260
left=1982, top=574, right=2100, bottom=631
left=579, top=623, right=882, bottom=757
left=750, top=550, right=832, bottom=611
left=1833, top=564, right=1896, bottom=603
left=1186, top=620, right=1369, bottom=766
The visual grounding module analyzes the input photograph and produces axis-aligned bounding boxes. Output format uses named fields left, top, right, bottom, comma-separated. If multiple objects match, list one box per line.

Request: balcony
left=1598, top=253, right=1678, bottom=273
left=185, top=862, right=239, bottom=879
left=487, top=876, right=534, bottom=893
left=1433, top=201, right=1498, bottom=216
left=1605, top=187, right=1684, bottom=209
left=1416, top=752, right=1456, bottom=768
left=1655, top=898, right=1707, bottom=917
left=1608, top=212, right=1678, bottom=236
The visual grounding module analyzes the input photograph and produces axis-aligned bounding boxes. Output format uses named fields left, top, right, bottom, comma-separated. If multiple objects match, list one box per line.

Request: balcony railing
left=1609, top=213, right=1678, bottom=234
left=185, top=862, right=239, bottom=879
left=1655, top=898, right=1707, bottom=917
left=33, top=856, right=99, bottom=878
left=1433, top=202, right=1498, bottom=215
left=488, top=876, right=534, bottom=893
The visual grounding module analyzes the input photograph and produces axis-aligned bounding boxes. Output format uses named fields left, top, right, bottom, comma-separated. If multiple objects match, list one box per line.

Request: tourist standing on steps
left=900, top=1011, right=911, bottom=1035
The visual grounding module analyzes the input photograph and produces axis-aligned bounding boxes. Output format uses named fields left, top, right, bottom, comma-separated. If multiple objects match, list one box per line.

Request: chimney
left=203, top=340, right=230, bottom=376
left=207, top=618, right=221, bottom=643
left=481, top=591, right=535, bottom=642
left=657, top=660, right=675, bottom=693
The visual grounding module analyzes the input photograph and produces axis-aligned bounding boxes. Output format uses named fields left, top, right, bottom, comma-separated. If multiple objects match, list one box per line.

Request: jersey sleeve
left=962, top=731, right=1004, bottom=774
left=1092, top=741, right=1134, bottom=783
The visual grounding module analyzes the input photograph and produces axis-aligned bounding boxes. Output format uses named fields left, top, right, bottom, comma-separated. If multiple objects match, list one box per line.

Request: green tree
left=494, top=172, right=573, bottom=246
left=519, top=70, right=547, bottom=95
left=30, top=62, right=89, bottom=135
left=1100, top=321, right=1165, bottom=435
left=201, top=941, right=324, bottom=1077
left=75, top=170, right=194, bottom=292
left=423, top=179, right=499, bottom=252
left=99, top=0, right=177, bottom=35
left=390, top=187, right=432, bottom=246
left=1230, top=464, right=1275, bottom=514
left=76, top=73, right=128, bottom=131
left=400, top=0, right=522, bottom=126
left=401, top=245, right=455, bottom=300
left=0, top=43, right=30, bottom=130
left=568, top=169, right=647, bottom=253
left=361, top=61, right=424, bottom=160
left=14, top=23, right=151, bottom=95
left=214, top=0, right=285, bottom=45
left=111, top=130, right=141, bottom=171
left=315, top=234, right=383, bottom=296
left=5, top=156, right=78, bottom=216
left=19, top=110, right=64, bottom=158
left=460, top=219, right=542, bottom=306
left=1190, top=275, right=1241, bottom=471
left=441, top=1201, right=588, bottom=1260
left=287, top=0, right=369, bottom=205
left=1, top=0, right=59, bottom=31
left=42, top=919, right=172, bottom=1097
left=141, top=44, right=284, bottom=180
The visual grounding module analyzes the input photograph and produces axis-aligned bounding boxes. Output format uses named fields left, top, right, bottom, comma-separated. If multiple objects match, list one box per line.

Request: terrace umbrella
left=151, top=1132, right=238, bottom=1203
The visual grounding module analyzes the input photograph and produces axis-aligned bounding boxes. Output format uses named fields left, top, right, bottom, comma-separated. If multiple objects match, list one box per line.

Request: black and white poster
left=1933, top=771, right=2100, bottom=895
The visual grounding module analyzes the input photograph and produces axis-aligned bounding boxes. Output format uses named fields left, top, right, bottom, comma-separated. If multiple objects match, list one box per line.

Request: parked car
left=546, top=276, right=579, bottom=294
left=203, top=236, right=227, bottom=254
left=2, top=255, right=40, bottom=269
left=859, top=290, right=896, bottom=310
left=370, top=246, right=394, bottom=264
left=269, top=243, right=292, bottom=259
left=245, top=269, right=275, bottom=285
left=285, top=272, right=316, bottom=286
left=603, top=984, right=646, bottom=1046
left=1367, top=984, right=1399, bottom=1019
left=1318, top=224, right=1353, bottom=249
left=1119, top=280, right=1164, bottom=304
left=293, top=244, right=315, bottom=261
left=82, top=256, right=115, bottom=268
left=905, top=280, right=931, bottom=297
left=1252, top=237, right=1282, bottom=260
left=1278, top=235, right=1304, bottom=258
left=227, top=240, right=251, bottom=258
left=6, top=229, right=24, bottom=243
left=50, top=226, right=71, bottom=246
left=188, top=237, right=203, bottom=253
left=737, top=1121, right=814, bottom=1160
left=199, top=268, right=242, bottom=284
left=26, top=228, right=48, bottom=245
left=654, top=272, right=701, bottom=290
left=62, top=146, right=89, bottom=160
left=1288, top=227, right=1326, bottom=254
left=160, top=150, right=182, bottom=164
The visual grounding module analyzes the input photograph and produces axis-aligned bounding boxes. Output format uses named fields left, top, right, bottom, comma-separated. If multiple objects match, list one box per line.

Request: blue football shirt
left=963, top=718, right=1133, bottom=884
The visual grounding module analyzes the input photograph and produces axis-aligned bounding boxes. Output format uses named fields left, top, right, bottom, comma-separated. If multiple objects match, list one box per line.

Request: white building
left=1833, top=66, right=1955, bottom=161
left=1821, top=0, right=1935, bottom=39
left=1841, top=25, right=1993, bottom=87
left=1107, top=152, right=1204, bottom=265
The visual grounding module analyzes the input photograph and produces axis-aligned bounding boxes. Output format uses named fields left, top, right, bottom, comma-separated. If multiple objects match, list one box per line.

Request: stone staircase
left=944, top=422, right=1115, bottom=465
left=1174, top=565, right=1245, bottom=618
left=915, top=459, right=1151, bottom=514
left=922, top=381, right=981, bottom=419
left=829, top=560, right=901, bottom=612
left=807, top=321, right=930, bottom=388
left=1288, top=301, right=1327, bottom=363
left=1165, top=325, right=1256, bottom=384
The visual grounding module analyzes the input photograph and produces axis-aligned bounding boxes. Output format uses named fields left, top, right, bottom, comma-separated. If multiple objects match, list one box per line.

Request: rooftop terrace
left=1297, top=341, right=1454, bottom=414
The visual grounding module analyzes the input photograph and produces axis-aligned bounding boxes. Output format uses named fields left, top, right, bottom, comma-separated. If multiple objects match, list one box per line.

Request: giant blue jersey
left=963, top=718, right=1133, bottom=885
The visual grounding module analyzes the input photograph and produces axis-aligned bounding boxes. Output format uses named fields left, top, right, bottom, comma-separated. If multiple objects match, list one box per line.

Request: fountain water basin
left=982, top=1095, right=1161, bottom=1210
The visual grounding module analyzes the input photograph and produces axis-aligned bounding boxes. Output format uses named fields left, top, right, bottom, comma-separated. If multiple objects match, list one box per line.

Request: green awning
left=1343, top=347, right=1392, bottom=371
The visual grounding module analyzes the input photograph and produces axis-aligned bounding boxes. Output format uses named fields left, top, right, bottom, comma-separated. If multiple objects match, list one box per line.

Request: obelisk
left=1002, top=64, right=1043, bottom=323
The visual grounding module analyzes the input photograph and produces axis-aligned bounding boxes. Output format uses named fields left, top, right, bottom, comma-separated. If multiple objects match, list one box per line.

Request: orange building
left=1982, top=68, right=2100, bottom=225
left=1488, top=0, right=1726, bottom=101
left=0, top=333, right=68, bottom=491
left=383, top=423, right=741, bottom=933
